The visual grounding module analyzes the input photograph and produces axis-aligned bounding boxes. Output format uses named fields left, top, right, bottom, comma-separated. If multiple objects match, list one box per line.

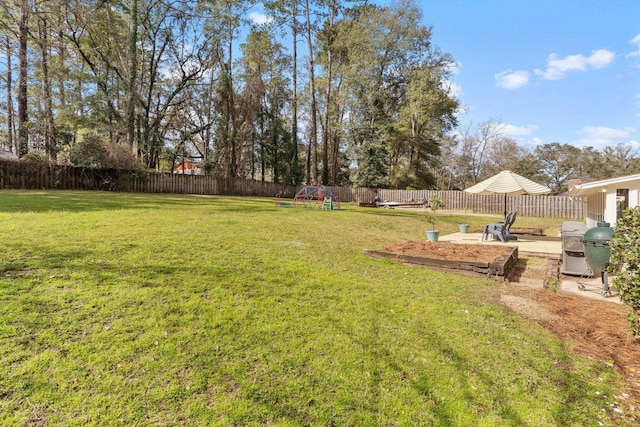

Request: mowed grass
left=0, top=191, right=628, bottom=426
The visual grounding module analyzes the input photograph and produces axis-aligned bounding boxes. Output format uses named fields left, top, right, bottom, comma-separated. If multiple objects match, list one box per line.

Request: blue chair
left=503, top=210, right=518, bottom=241
left=482, top=211, right=518, bottom=243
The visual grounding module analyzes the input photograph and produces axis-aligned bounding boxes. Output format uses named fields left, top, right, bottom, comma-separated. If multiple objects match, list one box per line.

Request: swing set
left=275, top=185, right=341, bottom=210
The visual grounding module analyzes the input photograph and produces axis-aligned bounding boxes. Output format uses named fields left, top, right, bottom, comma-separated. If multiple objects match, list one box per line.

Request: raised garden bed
left=364, top=241, right=518, bottom=278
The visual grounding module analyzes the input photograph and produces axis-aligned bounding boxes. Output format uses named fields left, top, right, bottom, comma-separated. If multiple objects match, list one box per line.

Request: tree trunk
left=205, top=69, right=216, bottom=163
left=271, top=114, right=279, bottom=183
left=290, top=1, right=300, bottom=185
left=304, top=0, right=318, bottom=183
left=127, top=0, right=139, bottom=149
left=226, top=72, right=237, bottom=178
left=5, top=36, right=14, bottom=152
left=331, top=77, right=344, bottom=185
left=322, top=2, right=336, bottom=185
left=37, top=15, right=56, bottom=160
left=17, top=0, right=29, bottom=157
left=225, top=4, right=238, bottom=179
left=259, top=113, right=265, bottom=181
left=56, top=27, right=66, bottom=111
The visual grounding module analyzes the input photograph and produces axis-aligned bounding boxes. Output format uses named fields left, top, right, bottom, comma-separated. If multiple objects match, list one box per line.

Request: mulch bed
left=382, top=240, right=512, bottom=263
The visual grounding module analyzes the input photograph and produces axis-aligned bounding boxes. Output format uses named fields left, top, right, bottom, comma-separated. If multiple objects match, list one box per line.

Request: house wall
left=586, top=192, right=605, bottom=228
left=591, top=184, right=640, bottom=227
left=603, top=190, right=616, bottom=226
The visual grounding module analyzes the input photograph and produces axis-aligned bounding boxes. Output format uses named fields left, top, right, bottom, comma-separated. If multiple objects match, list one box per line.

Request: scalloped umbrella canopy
left=464, top=170, right=551, bottom=216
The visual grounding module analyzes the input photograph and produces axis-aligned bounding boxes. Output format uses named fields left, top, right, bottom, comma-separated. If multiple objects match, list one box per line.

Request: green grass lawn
left=0, top=190, right=630, bottom=426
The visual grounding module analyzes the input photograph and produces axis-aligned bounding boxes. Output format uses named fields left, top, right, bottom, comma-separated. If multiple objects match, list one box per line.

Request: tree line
left=1, top=1, right=637, bottom=193
left=436, top=120, right=640, bottom=194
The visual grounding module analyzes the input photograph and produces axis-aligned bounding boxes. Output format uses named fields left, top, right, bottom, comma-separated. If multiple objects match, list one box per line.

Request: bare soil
left=383, top=240, right=512, bottom=263
left=383, top=240, right=640, bottom=418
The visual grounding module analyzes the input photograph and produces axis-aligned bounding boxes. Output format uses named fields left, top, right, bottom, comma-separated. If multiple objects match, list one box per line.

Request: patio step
left=508, top=256, right=560, bottom=289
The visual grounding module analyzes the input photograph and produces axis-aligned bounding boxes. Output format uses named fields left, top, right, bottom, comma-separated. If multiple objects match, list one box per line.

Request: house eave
left=569, top=173, right=640, bottom=197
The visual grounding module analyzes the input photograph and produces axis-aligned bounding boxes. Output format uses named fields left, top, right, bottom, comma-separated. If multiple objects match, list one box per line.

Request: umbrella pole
left=504, top=193, right=507, bottom=219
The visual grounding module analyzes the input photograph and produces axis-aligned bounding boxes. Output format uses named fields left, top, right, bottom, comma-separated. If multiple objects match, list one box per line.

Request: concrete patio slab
left=439, top=231, right=622, bottom=303
left=559, top=275, right=622, bottom=304
left=439, top=232, right=561, bottom=257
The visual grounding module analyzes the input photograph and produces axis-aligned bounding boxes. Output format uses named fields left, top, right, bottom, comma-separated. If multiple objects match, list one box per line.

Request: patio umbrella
left=464, top=170, right=551, bottom=217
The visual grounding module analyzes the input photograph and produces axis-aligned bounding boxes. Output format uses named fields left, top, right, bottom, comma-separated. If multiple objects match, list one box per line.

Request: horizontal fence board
left=0, top=160, right=584, bottom=219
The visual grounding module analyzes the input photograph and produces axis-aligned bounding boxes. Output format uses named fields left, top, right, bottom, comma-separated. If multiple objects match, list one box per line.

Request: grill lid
left=561, top=221, right=588, bottom=234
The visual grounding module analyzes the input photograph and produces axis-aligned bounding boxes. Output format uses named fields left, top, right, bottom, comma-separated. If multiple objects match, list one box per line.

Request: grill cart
left=560, top=221, right=593, bottom=276
left=581, top=221, right=615, bottom=297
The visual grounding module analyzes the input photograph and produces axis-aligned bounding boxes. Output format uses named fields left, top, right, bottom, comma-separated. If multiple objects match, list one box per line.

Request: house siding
left=572, top=174, right=640, bottom=228
left=586, top=191, right=605, bottom=228
left=595, top=185, right=640, bottom=227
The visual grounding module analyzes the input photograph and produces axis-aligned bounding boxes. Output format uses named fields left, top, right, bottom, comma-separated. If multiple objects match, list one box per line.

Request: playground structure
left=275, top=185, right=341, bottom=210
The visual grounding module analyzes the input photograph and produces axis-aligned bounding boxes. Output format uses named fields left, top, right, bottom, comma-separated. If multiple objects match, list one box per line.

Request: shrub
left=68, top=134, right=106, bottom=168
left=609, top=206, right=640, bottom=336
left=20, top=150, right=50, bottom=164
left=68, top=133, right=143, bottom=170
left=426, top=194, right=444, bottom=230
left=203, top=157, right=223, bottom=177
left=104, top=143, right=144, bottom=170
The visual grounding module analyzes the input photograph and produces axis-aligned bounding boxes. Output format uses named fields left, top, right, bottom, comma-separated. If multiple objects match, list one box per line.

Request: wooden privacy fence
left=0, top=160, right=294, bottom=197
left=0, top=160, right=584, bottom=219
left=344, top=188, right=583, bottom=219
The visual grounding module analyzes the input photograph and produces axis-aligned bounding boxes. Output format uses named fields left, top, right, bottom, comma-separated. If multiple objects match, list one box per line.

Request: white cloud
left=502, top=124, right=539, bottom=136
left=249, top=12, right=273, bottom=25
left=455, top=102, right=470, bottom=115
left=534, top=49, right=615, bottom=80
left=627, top=34, right=640, bottom=58
left=577, top=125, right=636, bottom=148
left=516, top=136, right=544, bottom=150
left=581, top=125, right=634, bottom=139
left=446, top=61, right=461, bottom=76
left=444, top=81, right=462, bottom=98
left=494, top=69, right=529, bottom=89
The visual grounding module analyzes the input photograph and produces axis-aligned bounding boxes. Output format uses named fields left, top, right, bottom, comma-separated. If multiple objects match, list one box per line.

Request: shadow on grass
left=409, top=326, right=604, bottom=425
left=349, top=210, right=427, bottom=221
left=0, top=191, right=281, bottom=214
left=329, top=303, right=608, bottom=425
left=0, top=191, right=193, bottom=213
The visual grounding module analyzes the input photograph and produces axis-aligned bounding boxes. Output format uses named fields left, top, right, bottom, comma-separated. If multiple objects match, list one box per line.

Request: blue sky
left=415, top=0, right=640, bottom=151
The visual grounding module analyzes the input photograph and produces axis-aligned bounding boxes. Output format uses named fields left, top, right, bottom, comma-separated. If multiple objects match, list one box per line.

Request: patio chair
left=503, top=210, right=518, bottom=241
left=482, top=211, right=518, bottom=243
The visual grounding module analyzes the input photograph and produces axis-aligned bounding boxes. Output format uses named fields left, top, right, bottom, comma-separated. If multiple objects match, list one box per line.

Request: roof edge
left=569, top=173, right=640, bottom=197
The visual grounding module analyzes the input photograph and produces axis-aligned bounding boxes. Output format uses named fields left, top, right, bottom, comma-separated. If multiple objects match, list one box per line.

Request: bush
left=609, top=207, right=640, bottom=336
left=20, top=150, right=50, bottom=164
left=68, top=134, right=143, bottom=170
left=202, top=157, right=223, bottom=177
left=68, top=134, right=106, bottom=168
left=104, top=143, right=144, bottom=170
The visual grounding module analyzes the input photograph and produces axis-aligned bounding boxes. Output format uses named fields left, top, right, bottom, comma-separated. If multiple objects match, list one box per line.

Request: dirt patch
left=383, top=241, right=511, bottom=263
left=500, top=294, right=560, bottom=323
